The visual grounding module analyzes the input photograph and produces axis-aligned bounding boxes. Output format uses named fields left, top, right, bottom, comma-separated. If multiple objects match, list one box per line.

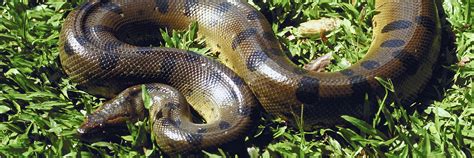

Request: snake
left=59, top=0, right=443, bottom=155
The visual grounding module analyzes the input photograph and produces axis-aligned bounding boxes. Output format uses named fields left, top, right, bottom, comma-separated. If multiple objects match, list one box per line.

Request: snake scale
left=59, top=0, right=443, bottom=154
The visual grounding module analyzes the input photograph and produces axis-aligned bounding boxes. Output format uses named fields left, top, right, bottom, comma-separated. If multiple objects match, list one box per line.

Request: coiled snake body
left=59, top=0, right=442, bottom=154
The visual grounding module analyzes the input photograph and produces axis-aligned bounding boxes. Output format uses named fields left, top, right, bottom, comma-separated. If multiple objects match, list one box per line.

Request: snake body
left=59, top=0, right=442, bottom=154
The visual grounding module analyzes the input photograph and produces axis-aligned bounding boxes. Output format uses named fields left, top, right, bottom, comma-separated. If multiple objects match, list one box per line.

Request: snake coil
left=59, top=0, right=444, bottom=154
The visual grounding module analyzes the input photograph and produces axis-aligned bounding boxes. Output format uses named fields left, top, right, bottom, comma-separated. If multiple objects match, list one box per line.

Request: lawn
left=0, top=0, right=473, bottom=157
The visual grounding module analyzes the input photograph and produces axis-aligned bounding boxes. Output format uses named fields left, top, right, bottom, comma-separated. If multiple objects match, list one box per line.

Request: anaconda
left=59, top=0, right=444, bottom=154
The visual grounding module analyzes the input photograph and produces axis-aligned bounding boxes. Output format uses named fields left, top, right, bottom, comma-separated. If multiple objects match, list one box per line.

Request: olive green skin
left=59, top=0, right=443, bottom=154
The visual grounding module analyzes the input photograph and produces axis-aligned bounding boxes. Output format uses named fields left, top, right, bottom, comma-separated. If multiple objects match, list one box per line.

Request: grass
left=0, top=0, right=473, bottom=157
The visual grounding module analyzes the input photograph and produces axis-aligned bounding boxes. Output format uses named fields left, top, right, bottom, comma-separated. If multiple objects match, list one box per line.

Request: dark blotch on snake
left=381, top=20, right=412, bottom=33
left=247, top=10, right=261, bottom=20
left=231, top=75, right=244, bottom=87
left=348, top=75, right=371, bottom=95
left=104, top=41, right=123, bottom=51
left=164, top=102, right=178, bottom=110
left=216, top=2, right=232, bottom=13
left=295, top=76, right=320, bottom=104
left=174, top=119, right=182, bottom=127
left=185, top=133, right=203, bottom=146
left=237, top=106, right=251, bottom=116
left=266, top=48, right=284, bottom=56
left=380, top=39, right=405, bottom=48
left=101, top=1, right=122, bottom=15
left=293, top=67, right=308, bottom=75
left=155, top=0, right=169, bottom=13
left=232, top=28, right=258, bottom=50
left=79, top=2, right=95, bottom=25
left=197, top=128, right=207, bottom=133
left=206, top=71, right=222, bottom=84
left=184, top=0, right=198, bottom=16
left=78, top=2, right=91, bottom=10
left=75, top=35, right=87, bottom=45
left=393, top=50, right=421, bottom=76
left=219, top=121, right=231, bottom=130
left=391, top=50, right=403, bottom=57
left=340, top=69, right=355, bottom=76
left=162, top=118, right=180, bottom=127
left=361, top=60, right=380, bottom=70
left=262, top=31, right=277, bottom=42
left=246, top=50, right=268, bottom=71
left=415, top=16, right=436, bottom=33
left=63, top=41, right=75, bottom=55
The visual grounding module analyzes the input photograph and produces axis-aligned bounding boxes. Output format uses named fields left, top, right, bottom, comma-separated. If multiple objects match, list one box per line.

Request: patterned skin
left=59, top=0, right=444, bottom=154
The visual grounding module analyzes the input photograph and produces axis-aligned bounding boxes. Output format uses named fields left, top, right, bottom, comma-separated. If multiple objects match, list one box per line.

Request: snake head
left=77, top=113, right=132, bottom=142
left=77, top=115, right=133, bottom=143
left=77, top=113, right=109, bottom=135
left=77, top=110, right=131, bottom=136
left=77, top=86, right=147, bottom=138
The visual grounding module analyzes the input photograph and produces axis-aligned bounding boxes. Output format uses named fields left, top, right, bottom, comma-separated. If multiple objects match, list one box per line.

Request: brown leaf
left=303, top=52, right=333, bottom=72
left=457, top=56, right=471, bottom=67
